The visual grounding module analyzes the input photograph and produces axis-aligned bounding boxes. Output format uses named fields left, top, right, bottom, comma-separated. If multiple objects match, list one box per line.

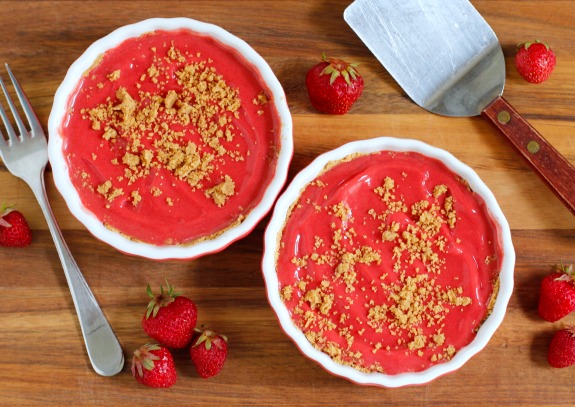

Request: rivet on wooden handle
left=527, top=140, right=541, bottom=154
left=497, top=110, right=510, bottom=124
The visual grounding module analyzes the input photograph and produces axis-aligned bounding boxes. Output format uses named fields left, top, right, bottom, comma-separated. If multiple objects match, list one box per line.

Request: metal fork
left=0, top=64, right=124, bottom=376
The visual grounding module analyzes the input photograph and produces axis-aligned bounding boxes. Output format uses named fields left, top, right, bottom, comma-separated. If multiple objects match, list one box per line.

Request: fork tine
left=0, top=76, right=20, bottom=146
left=0, top=65, right=30, bottom=140
left=5, top=64, right=42, bottom=137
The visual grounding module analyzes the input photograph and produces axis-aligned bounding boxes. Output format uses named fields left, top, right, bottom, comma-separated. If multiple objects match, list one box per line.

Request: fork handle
left=29, top=175, right=124, bottom=376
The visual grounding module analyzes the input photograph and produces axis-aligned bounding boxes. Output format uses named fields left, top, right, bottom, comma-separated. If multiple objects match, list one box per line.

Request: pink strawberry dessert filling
left=59, top=29, right=281, bottom=245
left=277, top=151, right=502, bottom=374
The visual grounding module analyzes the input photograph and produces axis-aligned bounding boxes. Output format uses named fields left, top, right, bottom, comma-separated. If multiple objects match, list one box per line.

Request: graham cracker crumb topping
left=278, top=153, right=500, bottom=374
left=80, top=41, right=258, bottom=211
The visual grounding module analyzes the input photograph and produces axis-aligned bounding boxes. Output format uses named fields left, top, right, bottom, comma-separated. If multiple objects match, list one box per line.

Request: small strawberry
left=131, top=343, right=177, bottom=388
left=538, top=263, right=575, bottom=322
left=142, top=280, right=198, bottom=349
left=0, top=203, right=32, bottom=248
left=515, top=40, right=556, bottom=84
left=548, top=325, right=575, bottom=368
left=190, top=326, right=228, bottom=378
left=305, top=53, right=364, bottom=115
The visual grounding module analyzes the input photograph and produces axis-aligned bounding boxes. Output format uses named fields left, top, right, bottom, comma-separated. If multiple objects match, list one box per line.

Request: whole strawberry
left=131, top=343, right=177, bottom=388
left=305, top=53, right=364, bottom=115
left=190, top=327, right=228, bottom=378
left=538, top=263, right=575, bottom=322
left=548, top=325, right=575, bottom=368
left=515, top=40, right=556, bottom=84
left=142, top=280, right=198, bottom=349
left=0, top=203, right=32, bottom=247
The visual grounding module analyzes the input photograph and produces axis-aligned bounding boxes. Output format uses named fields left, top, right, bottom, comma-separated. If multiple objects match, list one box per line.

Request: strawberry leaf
left=341, top=70, right=350, bottom=85
left=145, top=280, right=178, bottom=319
left=0, top=203, right=16, bottom=227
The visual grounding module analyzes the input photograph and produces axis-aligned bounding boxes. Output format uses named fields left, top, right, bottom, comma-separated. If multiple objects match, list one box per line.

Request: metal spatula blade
left=345, top=0, right=575, bottom=216
left=344, top=0, right=505, bottom=117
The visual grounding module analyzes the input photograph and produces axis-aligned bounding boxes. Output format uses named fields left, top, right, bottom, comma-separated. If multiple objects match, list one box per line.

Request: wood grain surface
left=1, top=1, right=574, bottom=405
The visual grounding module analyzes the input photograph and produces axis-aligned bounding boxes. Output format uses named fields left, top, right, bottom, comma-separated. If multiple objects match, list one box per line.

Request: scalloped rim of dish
left=262, top=137, right=515, bottom=387
left=47, top=18, right=293, bottom=260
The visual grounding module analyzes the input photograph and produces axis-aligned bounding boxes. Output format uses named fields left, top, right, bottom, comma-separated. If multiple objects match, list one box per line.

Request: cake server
left=344, top=0, right=575, bottom=215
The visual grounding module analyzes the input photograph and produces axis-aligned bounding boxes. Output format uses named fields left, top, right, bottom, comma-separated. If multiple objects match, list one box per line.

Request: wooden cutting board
left=0, top=1, right=574, bottom=405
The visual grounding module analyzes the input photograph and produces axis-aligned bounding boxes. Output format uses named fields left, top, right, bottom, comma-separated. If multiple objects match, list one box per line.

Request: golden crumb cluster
left=279, top=168, right=485, bottom=373
left=81, top=43, right=254, bottom=208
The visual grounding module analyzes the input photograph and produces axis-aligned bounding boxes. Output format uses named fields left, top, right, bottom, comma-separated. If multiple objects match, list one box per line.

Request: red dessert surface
left=277, top=151, right=502, bottom=374
left=60, top=29, right=280, bottom=245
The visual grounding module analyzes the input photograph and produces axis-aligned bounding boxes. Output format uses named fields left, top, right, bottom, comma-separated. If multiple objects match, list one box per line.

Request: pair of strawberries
left=132, top=281, right=228, bottom=388
left=539, top=263, right=575, bottom=368
left=305, top=41, right=556, bottom=116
